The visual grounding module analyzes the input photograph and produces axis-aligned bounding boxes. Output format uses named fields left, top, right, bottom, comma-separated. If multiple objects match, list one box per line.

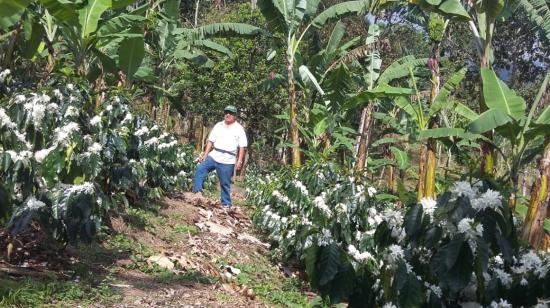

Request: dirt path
left=109, top=191, right=311, bottom=307
left=0, top=192, right=312, bottom=307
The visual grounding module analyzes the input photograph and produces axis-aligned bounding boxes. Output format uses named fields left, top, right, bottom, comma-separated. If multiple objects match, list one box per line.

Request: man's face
left=224, top=111, right=236, bottom=124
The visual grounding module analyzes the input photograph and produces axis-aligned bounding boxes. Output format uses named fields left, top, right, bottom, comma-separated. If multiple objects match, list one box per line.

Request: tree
left=258, top=0, right=366, bottom=167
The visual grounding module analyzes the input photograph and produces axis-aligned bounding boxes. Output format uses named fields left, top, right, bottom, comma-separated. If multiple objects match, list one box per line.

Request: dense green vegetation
left=1, top=0, right=550, bottom=306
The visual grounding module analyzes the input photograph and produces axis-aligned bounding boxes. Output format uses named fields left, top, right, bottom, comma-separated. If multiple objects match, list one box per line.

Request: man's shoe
left=221, top=204, right=231, bottom=209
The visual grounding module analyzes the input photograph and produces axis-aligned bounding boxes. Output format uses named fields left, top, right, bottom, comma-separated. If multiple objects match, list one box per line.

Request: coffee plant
left=0, top=72, right=196, bottom=244
left=247, top=164, right=550, bottom=307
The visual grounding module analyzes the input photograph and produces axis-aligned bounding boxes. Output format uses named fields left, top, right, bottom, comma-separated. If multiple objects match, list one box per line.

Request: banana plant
left=258, top=0, right=369, bottom=167
left=0, top=0, right=147, bottom=83
left=465, top=68, right=550, bottom=248
left=144, top=0, right=268, bottom=122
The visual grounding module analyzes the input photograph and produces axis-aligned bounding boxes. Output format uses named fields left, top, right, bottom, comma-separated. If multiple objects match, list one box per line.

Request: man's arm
left=236, top=147, right=246, bottom=171
left=201, top=141, right=214, bottom=162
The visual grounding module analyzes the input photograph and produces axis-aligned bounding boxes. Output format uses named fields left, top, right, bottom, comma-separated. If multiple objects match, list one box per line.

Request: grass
left=231, top=259, right=311, bottom=307
left=0, top=272, right=119, bottom=307
left=172, top=223, right=199, bottom=235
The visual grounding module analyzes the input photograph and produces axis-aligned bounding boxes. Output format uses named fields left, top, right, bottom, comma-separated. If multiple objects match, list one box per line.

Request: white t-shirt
left=207, top=121, right=247, bottom=164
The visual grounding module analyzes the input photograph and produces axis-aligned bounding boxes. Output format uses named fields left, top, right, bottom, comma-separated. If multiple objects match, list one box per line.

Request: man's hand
left=199, top=153, right=208, bottom=162
left=236, top=160, right=243, bottom=171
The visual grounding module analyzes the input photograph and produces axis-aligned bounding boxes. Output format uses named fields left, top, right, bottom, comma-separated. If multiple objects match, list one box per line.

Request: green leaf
left=313, top=118, right=328, bottom=136
left=390, top=146, right=409, bottom=170
left=164, top=0, right=180, bottom=21
left=112, top=0, right=137, bottom=9
left=544, top=218, right=550, bottom=234
left=193, top=39, right=233, bottom=58
left=299, top=65, right=324, bottom=95
left=481, top=68, right=526, bottom=120
left=266, top=49, right=276, bottom=61
left=39, top=0, right=78, bottom=22
left=438, top=0, right=470, bottom=20
left=397, top=264, right=424, bottom=308
left=93, top=48, right=117, bottom=74
left=0, top=0, right=31, bottom=29
left=194, top=23, right=269, bottom=38
left=454, top=102, right=478, bottom=121
left=326, top=20, right=345, bottom=55
left=258, top=0, right=286, bottom=32
left=468, top=109, right=513, bottom=134
left=378, top=56, right=428, bottom=84
left=312, top=1, right=364, bottom=29
left=97, top=13, right=146, bottom=37
left=481, top=0, right=504, bottom=19
left=118, top=35, right=144, bottom=81
left=23, top=22, right=45, bottom=59
left=404, top=204, right=423, bottom=237
left=318, top=243, right=340, bottom=286
left=536, top=104, right=550, bottom=124
left=516, top=0, right=550, bottom=43
left=418, top=127, right=482, bottom=141
left=429, top=67, right=467, bottom=117
left=79, top=0, right=112, bottom=38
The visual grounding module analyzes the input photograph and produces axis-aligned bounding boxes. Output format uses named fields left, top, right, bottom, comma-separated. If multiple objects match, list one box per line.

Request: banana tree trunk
left=287, top=55, right=301, bottom=167
left=388, top=148, right=396, bottom=192
left=521, top=138, right=550, bottom=250
left=355, top=102, right=374, bottom=173
left=2, top=22, right=21, bottom=69
left=417, top=144, right=427, bottom=201
left=479, top=19, right=495, bottom=178
left=423, top=43, right=441, bottom=199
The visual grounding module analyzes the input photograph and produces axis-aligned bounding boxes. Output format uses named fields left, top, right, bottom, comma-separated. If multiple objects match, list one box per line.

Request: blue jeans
left=192, top=156, right=234, bottom=206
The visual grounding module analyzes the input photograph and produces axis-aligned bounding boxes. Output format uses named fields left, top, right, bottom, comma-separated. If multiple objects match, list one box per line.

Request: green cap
left=224, top=105, right=238, bottom=113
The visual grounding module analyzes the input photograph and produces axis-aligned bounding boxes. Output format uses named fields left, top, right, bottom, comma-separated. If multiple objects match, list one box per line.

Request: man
left=192, top=105, right=247, bottom=208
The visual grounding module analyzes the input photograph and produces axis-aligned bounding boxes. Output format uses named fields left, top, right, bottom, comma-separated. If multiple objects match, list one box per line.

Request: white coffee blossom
left=144, top=137, right=159, bottom=147
left=490, top=299, right=512, bottom=308
left=158, top=140, right=178, bottom=150
left=425, top=282, right=443, bottom=299
left=15, top=94, right=26, bottom=103
left=34, top=147, right=55, bottom=163
left=286, top=229, right=296, bottom=239
left=90, top=115, right=102, bottom=127
left=106, top=105, right=113, bottom=111
left=293, top=180, right=309, bottom=196
left=318, top=228, right=333, bottom=246
left=314, top=193, right=332, bottom=217
left=420, top=197, right=437, bottom=218
left=121, top=113, right=133, bottom=125
left=90, top=142, right=102, bottom=155
left=452, top=181, right=477, bottom=199
left=513, top=251, right=548, bottom=278
left=47, top=103, right=59, bottom=112
left=458, top=218, right=483, bottom=251
left=0, top=108, right=16, bottom=129
left=53, top=89, right=63, bottom=99
left=64, top=106, right=79, bottom=118
left=67, top=182, right=95, bottom=195
left=493, top=268, right=512, bottom=288
left=24, top=101, right=46, bottom=128
left=134, top=126, right=149, bottom=137
left=367, top=186, right=377, bottom=197
left=348, top=244, right=374, bottom=262
left=67, top=83, right=75, bottom=91
left=0, top=69, right=10, bottom=82
left=471, top=189, right=502, bottom=211
left=54, top=122, right=80, bottom=145
left=27, top=196, right=46, bottom=211
left=384, top=244, right=405, bottom=265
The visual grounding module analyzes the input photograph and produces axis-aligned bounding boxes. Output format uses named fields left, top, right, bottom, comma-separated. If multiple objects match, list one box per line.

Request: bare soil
left=0, top=191, right=311, bottom=307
